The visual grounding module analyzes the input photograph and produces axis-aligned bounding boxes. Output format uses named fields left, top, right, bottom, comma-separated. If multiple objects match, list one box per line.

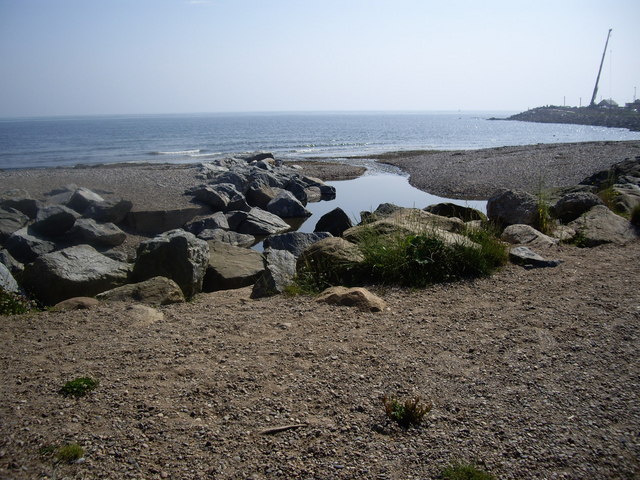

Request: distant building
left=598, top=98, right=619, bottom=108
left=625, top=100, right=640, bottom=112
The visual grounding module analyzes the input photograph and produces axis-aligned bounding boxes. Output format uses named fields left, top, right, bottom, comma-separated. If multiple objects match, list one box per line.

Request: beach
left=1, top=141, right=639, bottom=479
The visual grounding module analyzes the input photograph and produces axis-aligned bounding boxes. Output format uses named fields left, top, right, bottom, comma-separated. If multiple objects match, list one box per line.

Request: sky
left=0, top=0, right=639, bottom=117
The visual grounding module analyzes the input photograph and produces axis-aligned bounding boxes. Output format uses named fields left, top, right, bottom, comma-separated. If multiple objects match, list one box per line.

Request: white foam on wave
left=151, top=149, right=203, bottom=155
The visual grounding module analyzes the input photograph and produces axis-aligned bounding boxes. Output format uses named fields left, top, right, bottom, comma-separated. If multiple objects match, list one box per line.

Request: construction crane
left=590, top=29, right=612, bottom=107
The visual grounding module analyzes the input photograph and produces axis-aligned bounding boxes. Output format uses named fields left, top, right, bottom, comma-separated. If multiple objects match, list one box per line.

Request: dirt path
left=1, top=241, right=639, bottom=479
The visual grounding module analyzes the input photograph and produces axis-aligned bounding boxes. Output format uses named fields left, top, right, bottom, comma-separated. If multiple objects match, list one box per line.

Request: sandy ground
left=1, top=142, right=639, bottom=479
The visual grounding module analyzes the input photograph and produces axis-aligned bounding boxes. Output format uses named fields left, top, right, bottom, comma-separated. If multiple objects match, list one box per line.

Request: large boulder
left=263, top=231, right=333, bottom=258
left=97, top=276, right=185, bottom=305
left=246, top=183, right=283, bottom=209
left=0, top=208, right=29, bottom=243
left=4, top=227, right=56, bottom=263
left=132, top=229, right=209, bottom=299
left=487, top=190, right=539, bottom=228
left=297, top=237, right=365, bottom=285
left=21, top=245, right=131, bottom=305
left=70, top=218, right=127, bottom=247
left=67, top=187, right=105, bottom=214
left=424, top=203, right=486, bottom=222
left=202, top=241, right=264, bottom=292
left=0, top=263, right=19, bottom=293
left=185, top=212, right=230, bottom=235
left=31, top=205, right=79, bottom=237
left=501, top=224, right=558, bottom=248
left=568, top=205, right=638, bottom=247
left=191, top=183, right=250, bottom=212
left=0, top=249, right=23, bottom=275
left=316, top=286, right=387, bottom=312
left=126, top=205, right=210, bottom=235
left=210, top=171, right=250, bottom=193
left=0, top=190, right=39, bottom=219
left=234, top=208, right=291, bottom=236
left=611, top=185, right=640, bottom=215
left=552, top=192, right=604, bottom=223
left=251, top=248, right=297, bottom=298
left=314, top=207, right=353, bottom=237
left=85, top=198, right=133, bottom=224
left=267, top=190, right=312, bottom=218
left=196, top=229, right=255, bottom=248
left=509, top=246, right=563, bottom=269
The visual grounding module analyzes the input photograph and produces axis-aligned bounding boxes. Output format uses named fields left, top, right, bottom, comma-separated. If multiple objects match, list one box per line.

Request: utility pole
left=590, top=29, right=612, bottom=107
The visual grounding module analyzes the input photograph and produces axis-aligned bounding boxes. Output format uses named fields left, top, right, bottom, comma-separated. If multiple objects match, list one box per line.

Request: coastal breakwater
left=507, top=106, right=640, bottom=132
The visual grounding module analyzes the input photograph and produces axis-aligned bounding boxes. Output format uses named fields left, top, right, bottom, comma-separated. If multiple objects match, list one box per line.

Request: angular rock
left=132, top=229, right=209, bottom=299
left=250, top=170, right=288, bottom=189
left=236, top=208, right=291, bottom=236
left=185, top=212, right=230, bottom=235
left=97, top=276, right=185, bottom=305
left=568, top=205, right=638, bottom=247
left=4, top=227, right=56, bottom=263
left=85, top=199, right=133, bottom=224
left=126, top=205, right=210, bottom=235
left=553, top=192, right=604, bottom=223
left=284, top=178, right=309, bottom=205
left=21, top=245, right=131, bottom=305
left=70, top=218, right=127, bottom=247
left=210, top=171, right=249, bottom=193
left=424, top=203, right=486, bottom=222
left=263, top=231, right=333, bottom=258
left=0, top=262, right=19, bottom=293
left=316, top=286, right=387, bottom=312
left=202, top=241, right=264, bottom=292
left=31, top=205, right=79, bottom=237
left=243, top=152, right=275, bottom=163
left=196, top=229, right=255, bottom=248
left=0, top=192, right=39, bottom=219
left=299, top=176, right=336, bottom=200
left=297, top=237, right=365, bottom=285
left=509, top=246, right=563, bottom=269
left=246, top=183, right=283, bottom=209
left=267, top=190, right=312, bottom=218
left=501, top=224, right=558, bottom=248
left=192, top=183, right=250, bottom=212
left=611, top=185, right=640, bottom=215
left=0, top=249, right=23, bottom=275
left=67, top=187, right=105, bottom=213
left=314, top=207, right=353, bottom=237
left=487, top=190, right=539, bottom=228
left=251, top=248, right=296, bottom=298
left=0, top=207, right=29, bottom=243
left=51, top=297, right=100, bottom=311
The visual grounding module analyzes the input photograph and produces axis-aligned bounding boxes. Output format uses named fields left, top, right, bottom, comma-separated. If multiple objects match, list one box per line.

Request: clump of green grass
left=59, top=377, right=99, bottom=398
left=382, top=395, right=432, bottom=427
left=441, top=462, right=496, bottom=480
left=55, top=443, right=84, bottom=463
left=534, top=182, right=555, bottom=234
left=0, top=287, right=37, bottom=315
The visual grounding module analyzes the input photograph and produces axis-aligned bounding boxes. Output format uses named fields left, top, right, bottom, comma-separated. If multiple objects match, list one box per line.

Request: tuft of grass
left=59, top=377, right=99, bottom=398
left=534, top=182, right=555, bottom=234
left=441, top=462, right=496, bottom=480
left=0, top=287, right=37, bottom=315
left=382, top=395, right=432, bottom=427
left=55, top=443, right=84, bottom=464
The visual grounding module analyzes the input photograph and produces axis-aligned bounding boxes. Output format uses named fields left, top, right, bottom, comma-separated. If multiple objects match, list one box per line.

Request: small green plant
left=55, top=443, right=84, bottom=463
left=0, top=287, right=36, bottom=315
left=441, top=462, right=496, bottom=480
left=382, top=395, right=432, bottom=427
left=59, top=377, right=99, bottom=398
left=534, top=183, right=555, bottom=234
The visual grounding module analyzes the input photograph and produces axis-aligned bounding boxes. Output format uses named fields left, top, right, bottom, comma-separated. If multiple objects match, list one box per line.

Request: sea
left=2, top=111, right=640, bottom=170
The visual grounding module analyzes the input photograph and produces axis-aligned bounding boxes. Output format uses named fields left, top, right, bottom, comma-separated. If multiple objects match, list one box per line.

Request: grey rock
left=250, top=170, right=288, bottom=189
left=185, top=212, right=230, bottom=235
left=0, top=249, right=24, bottom=275
left=487, top=190, right=540, bottom=228
left=501, top=224, right=558, bottom=248
left=509, top=246, right=563, bottom=269
left=236, top=208, right=291, bottom=236
left=314, top=207, right=353, bottom=237
left=191, top=183, right=251, bottom=212
left=196, top=229, right=255, bottom=248
left=202, top=241, right=264, bottom=292
left=0, top=208, right=29, bottom=243
left=242, top=152, right=275, bottom=163
left=0, top=262, right=19, bottom=293
left=97, top=276, right=185, bottom=305
left=51, top=297, right=100, bottom=311
left=31, top=205, right=79, bottom=237
left=611, top=185, right=640, bottom=214
left=246, top=183, right=283, bottom=209
left=251, top=248, right=296, bottom=298
left=5, top=227, right=56, bottom=263
left=263, top=231, right=333, bottom=258
left=132, top=229, right=209, bottom=299
left=297, top=237, right=365, bottom=285
left=0, top=191, right=39, bottom=219
left=85, top=199, right=133, bottom=224
left=67, top=187, right=105, bottom=213
left=316, top=286, right=387, bottom=312
left=70, top=218, right=127, bottom=247
left=424, top=203, right=486, bottom=222
left=285, top=178, right=309, bottom=205
left=553, top=192, right=604, bottom=223
left=267, top=190, right=312, bottom=218
left=299, top=176, right=336, bottom=200
left=210, top=171, right=250, bottom=193
left=21, top=245, right=131, bottom=305
left=125, top=205, right=210, bottom=235
left=568, top=205, right=638, bottom=247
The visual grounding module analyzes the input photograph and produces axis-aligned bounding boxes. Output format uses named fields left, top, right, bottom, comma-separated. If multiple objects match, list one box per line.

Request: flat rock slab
left=203, top=242, right=264, bottom=292
left=97, top=276, right=185, bottom=305
left=509, top=246, right=563, bottom=269
left=569, top=205, right=638, bottom=247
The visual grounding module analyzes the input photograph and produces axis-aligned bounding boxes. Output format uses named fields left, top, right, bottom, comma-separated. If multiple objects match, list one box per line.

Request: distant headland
left=504, top=103, right=640, bottom=132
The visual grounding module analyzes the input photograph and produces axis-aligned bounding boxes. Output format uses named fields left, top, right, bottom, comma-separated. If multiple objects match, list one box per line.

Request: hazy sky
left=1, top=0, right=638, bottom=117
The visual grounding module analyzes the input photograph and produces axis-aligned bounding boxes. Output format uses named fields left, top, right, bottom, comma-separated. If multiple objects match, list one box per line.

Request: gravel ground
left=375, top=140, right=640, bottom=200
left=1, top=242, right=639, bottom=479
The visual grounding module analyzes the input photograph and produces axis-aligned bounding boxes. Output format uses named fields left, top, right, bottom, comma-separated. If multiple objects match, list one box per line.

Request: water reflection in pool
left=297, top=173, right=487, bottom=233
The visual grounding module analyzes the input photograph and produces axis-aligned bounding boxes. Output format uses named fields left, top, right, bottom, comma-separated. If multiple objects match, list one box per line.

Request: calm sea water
left=1, top=112, right=640, bottom=170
